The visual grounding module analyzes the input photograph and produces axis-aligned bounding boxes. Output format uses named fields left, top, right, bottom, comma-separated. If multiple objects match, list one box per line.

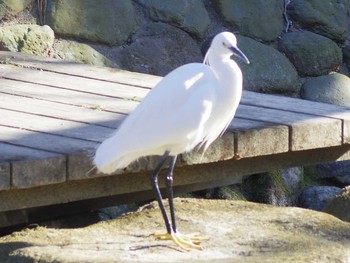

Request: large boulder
left=237, top=35, right=299, bottom=95
left=298, top=186, right=342, bottom=211
left=119, top=23, right=202, bottom=76
left=300, top=72, right=350, bottom=107
left=242, top=167, right=303, bottom=206
left=0, top=24, right=54, bottom=55
left=213, top=0, right=284, bottom=42
left=323, top=186, right=350, bottom=222
left=136, top=0, right=210, bottom=37
left=52, top=40, right=115, bottom=67
left=1, top=199, right=350, bottom=262
left=46, top=0, right=136, bottom=46
left=278, top=31, right=342, bottom=77
left=287, top=0, right=348, bottom=42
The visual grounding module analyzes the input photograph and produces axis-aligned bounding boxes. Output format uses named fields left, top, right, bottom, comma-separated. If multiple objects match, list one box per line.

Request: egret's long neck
left=208, top=53, right=243, bottom=108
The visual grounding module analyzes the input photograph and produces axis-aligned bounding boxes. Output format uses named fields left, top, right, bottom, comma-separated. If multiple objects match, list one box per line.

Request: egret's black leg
left=166, top=155, right=178, bottom=232
left=149, top=150, right=172, bottom=233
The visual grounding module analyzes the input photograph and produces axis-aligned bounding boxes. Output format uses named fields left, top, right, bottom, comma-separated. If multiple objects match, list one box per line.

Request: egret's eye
left=222, top=42, right=227, bottom=47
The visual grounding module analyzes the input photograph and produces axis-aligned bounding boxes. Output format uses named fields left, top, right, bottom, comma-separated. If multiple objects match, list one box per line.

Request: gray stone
left=300, top=72, right=350, bottom=107
left=46, top=0, right=136, bottom=45
left=278, top=31, right=342, bottom=77
left=136, top=0, right=210, bottom=37
left=323, top=186, right=350, bottom=222
left=242, top=171, right=291, bottom=207
left=0, top=24, right=54, bottom=55
left=52, top=39, right=115, bottom=67
left=237, top=35, right=299, bottom=95
left=342, top=45, right=350, bottom=71
left=281, top=167, right=303, bottom=194
left=213, top=0, right=284, bottom=42
left=315, top=160, right=350, bottom=185
left=119, top=23, right=202, bottom=76
left=1, top=199, right=350, bottom=261
left=288, top=0, right=348, bottom=42
left=298, top=186, right=342, bottom=211
left=0, top=0, right=34, bottom=19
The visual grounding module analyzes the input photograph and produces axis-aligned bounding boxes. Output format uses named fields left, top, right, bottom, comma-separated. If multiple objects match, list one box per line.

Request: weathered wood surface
left=1, top=51, right=350, bottom=219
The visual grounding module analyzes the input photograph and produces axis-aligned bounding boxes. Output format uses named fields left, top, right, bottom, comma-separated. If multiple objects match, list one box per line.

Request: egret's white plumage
left=94, top=32, right=249, bottom=174
left=94, top=32, right=249, bottom=250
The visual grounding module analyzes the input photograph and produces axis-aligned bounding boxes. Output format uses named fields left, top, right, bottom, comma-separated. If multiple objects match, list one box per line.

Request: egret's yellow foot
left=152, top=232, right=209, bottom=251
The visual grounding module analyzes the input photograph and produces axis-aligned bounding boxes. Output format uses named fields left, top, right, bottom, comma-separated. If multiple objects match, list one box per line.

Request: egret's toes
left=152, top=232, right=209, bottom=251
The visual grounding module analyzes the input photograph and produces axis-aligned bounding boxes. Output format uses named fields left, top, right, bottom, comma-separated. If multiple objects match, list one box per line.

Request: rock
left=237, top=35, right=300, bottom=95
left=46, top=0, right=136, bottom=45
left=242, top=171, right=292, bottom=206
left=0, top=0, right=34, bottom=19
left=52, top=39, right=115, bottom=67
left=0, top=24, right=54, bottom=55
left=300, top=72, right=350, bottom=107
left=315, top=160, right=350, bottom=185
left=342, top=45, right=350, bottom=71
left=278, top=31, right=342, bottom=77
left=298, top=186, right=342, bottom=211
left=213, top=0, right=284, bottom=42
left=119, top=23, right=202, bottom=76
left=288, top=0, right=348, bottom=42
left=193, top=185, right=246, bottom=200
left=323, top=186, right=350, bottom=222
left=281, top=167, right=303, bottom=194
left=1, top=199, right=350, bottom=262
left=136, top=0, right=210, bottom=37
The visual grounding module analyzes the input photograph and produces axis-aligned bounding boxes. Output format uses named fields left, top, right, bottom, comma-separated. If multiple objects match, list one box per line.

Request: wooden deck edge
left=1, top=144, right=350, bottom=228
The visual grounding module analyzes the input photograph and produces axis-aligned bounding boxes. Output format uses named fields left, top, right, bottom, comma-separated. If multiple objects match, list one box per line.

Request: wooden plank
left=1, top=144, right=350, bottom=214
left=236, top=105, right=342, bottom=151
left=0, top=108, right=114, bottom=142
left=0, top=162, right=10, bottom=191
left=0, top=143, right=66, bottom=189
left=0, top=92, right=125, bottom=129
left=0, top=63, right=150, bottom=100
left=242, top=91, right=350, bottom=144
left=0, top=51, right=161, bottom=88
left=230, top=118, right=289, bottom=158
left=0, top=78, right=138, bottom=114
left=0, top=126, right=98, bottom=154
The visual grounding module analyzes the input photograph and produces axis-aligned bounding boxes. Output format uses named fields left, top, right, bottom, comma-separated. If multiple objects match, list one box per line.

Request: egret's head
left=211, top=32, right=250, bottom=64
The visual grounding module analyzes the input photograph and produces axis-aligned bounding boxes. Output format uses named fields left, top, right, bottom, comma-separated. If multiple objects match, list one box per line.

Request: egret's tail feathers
left=93, top=153, right=135, bottom=174
left=93, top=136, right=137, bottom=174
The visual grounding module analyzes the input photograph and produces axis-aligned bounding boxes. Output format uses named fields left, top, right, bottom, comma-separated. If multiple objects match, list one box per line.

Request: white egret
left=94, top=32, right=249, bottom=250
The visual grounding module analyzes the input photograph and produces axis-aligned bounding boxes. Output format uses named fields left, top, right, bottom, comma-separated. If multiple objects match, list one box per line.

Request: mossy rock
left=323, top=186, right=350, bottom=222
left=288, top=0, right=348, bottom=42
left=1, top=199, right=350, bottom=262
left=0, top=24, right=54, bottom=55
left=237, top=35, right=300, bottom=95
left=300, top=72, right=350, bottom=107
left=136, top=0, right=210, bottom=37
left=46, top=0, right=136, bottom=45
left=0, top=0, right=34, bottom=19
left=278, top=31, right=342, bottom=77
left=53, top=39, right=115, bottom=67
left=213, top=0, right=284, bottom=42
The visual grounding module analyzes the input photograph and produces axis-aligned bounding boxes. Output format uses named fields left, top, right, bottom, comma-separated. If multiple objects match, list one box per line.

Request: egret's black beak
left=229, top=46, right=250, bottom=64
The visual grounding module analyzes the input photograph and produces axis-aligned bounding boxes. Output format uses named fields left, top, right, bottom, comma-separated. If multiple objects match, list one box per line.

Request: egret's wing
left=94, top=63, right=217, bottom=172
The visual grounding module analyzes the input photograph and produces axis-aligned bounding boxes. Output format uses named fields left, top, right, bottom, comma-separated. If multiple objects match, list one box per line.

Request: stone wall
left=0, top=0, right=349, bottom=100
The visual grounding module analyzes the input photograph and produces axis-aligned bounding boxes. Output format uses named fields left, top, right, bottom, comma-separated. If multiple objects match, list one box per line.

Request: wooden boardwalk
left=1, top=51, right=350, bottom=227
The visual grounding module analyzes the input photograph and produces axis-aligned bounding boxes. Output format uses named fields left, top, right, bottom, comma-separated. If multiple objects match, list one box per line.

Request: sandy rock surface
left=1, top=198, right=350, bottom=262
